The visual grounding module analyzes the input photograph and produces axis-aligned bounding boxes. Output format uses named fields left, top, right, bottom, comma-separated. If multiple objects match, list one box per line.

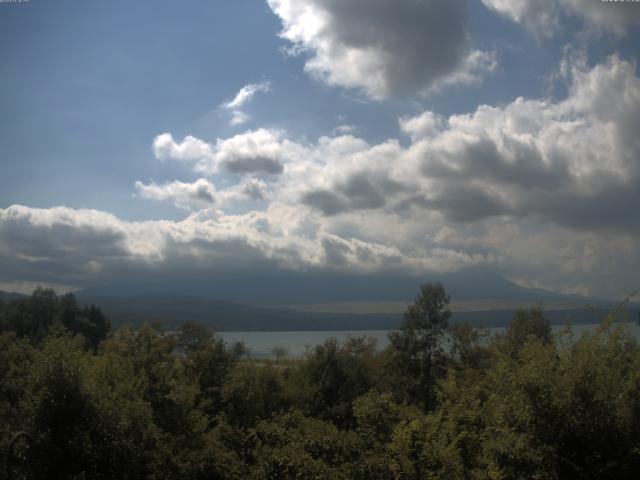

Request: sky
left=0, top=0, right=639, bottom=299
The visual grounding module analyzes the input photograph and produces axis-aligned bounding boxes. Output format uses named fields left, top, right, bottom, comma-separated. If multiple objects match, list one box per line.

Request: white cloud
left=399, top=111, right=445, bottom=141
left=482, top=0, right=640, bottom=38
left=239, top=177, right=269, bottom=201
left=0, top=204, right=157, bottom=285
left=215, top=178, right=271, bottom=204
left=0, top=203, right=488, bottom=287
left=267, top=0, right=493, bottom=99
left=229, top=110, right=251, bottom=126
left=213, top=129, right=290, bottom=175
left=134, top=179, right=217, bottom=211
left=221, top=82, right=271, bottom=110
left=3, top=201, right=637, bottom=298
left=481, top=0, right=561, bottom=39
left=154, top=57, right=640, bottom=231
left=150, top=55, right=640, bottom=236
left=332, top=124, right=356, bottom=136
left=220, top=81, right=271, bottom=126
left=6, top=57, right=640, bottom=298
left=151, top=129, right=296, bottom=175
left=382, top=55, right=639, bottom=230
left=152, top=133, right=213, bottom=162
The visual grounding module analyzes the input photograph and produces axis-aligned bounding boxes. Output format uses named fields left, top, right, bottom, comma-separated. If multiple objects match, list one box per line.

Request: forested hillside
left=1, top=286, right=639, bottom=479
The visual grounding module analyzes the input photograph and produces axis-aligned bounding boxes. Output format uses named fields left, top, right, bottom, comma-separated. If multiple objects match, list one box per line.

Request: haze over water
left=220, top=323, right=640, bottom=358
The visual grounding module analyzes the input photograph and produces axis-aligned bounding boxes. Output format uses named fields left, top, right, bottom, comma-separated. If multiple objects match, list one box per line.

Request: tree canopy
left=1, top=285, right=640, bottom=479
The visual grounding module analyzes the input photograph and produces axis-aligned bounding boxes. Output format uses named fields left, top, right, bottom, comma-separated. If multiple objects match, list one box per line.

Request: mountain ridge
left=76, top=267, right=592, bottom=305
left=2, top=268, right=627, bottom=332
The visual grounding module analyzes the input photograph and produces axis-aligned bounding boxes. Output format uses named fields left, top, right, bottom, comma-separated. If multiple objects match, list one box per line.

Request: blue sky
left=1, top=0, right=639, bottom=299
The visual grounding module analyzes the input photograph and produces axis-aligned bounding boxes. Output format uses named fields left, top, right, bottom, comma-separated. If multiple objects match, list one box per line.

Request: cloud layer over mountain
left=2, top=0, right=640, bottom=300
left=2, top=54, right=639, bottom=298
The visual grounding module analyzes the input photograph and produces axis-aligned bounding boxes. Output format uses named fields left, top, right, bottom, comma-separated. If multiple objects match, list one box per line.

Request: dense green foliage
left=1, top=286, right=640, bottom=479
left=0, top=288, right=110, bottom=350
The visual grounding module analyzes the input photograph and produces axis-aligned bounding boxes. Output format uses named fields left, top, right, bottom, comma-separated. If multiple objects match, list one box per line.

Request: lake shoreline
left=219, top=322, right=640, bottom=358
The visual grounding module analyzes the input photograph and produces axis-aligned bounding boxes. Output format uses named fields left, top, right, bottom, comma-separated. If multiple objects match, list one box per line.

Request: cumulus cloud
left=2, top=201, right=637, bottom=298
left=216, top=178, right=271, bottom=204
left=403, top=55, right=640, bottom=229
left=399, top=111, right=445, bottom=141
left=239, top=178, right=269, bottom=201
left=293, top=55, right=640, bottom=236
left=295, top=137, right=407, bottom=215
left=267, top=0, right=492, bottom=99
left=152, top=133, right=213, bottom=162
left=0, top=205, right=147, bottom=286
left=214, top=129, right=289, bottom=175
left=134, top=177, right=271, bottom=211
left=150, top=56, right=640, bottom=235
left=6, top=56, right=640, bottom=298
left=154, top=55, right=639, bottom=232
left=134, top=179, right=217, bottom=210
left=302, top=172, right=404, bottom=215
left=220, top=81, right=271, bottom=126
left=151, top=129, right=295, bottom=176
left=482, top=0, right=640, bottom=38
left=481, top=0, right=562, bottom=39
left=0, top=204, right=492, bottom=289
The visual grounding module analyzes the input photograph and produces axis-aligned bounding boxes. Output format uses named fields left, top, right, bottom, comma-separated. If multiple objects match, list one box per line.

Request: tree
left=386, top=282, right=451, bottom=410
left=271, top=346, right=289, bottom=361
left=177, top=320, right=214, bottom=353
left=58, top=292, right=78, bottom=331
left=295, top=337, right=376, bottom=428
left=231, top=340, right=249, bottom=359
left=76, top=304, right=111, bottom=351
left=500, top=306, right=552, bottom=357
left=251, top=410, right=363, bottom=479
left=223, top=363, right=287, bottom=427
left=175, top=321, right=237, bottom=419
left=0, top=290, right=110, bottom=349
left=21, top=332, right=95, bottom=478
left=449, top=323, right=489, bottom=369
left=2, top=288, right=59, bottom=342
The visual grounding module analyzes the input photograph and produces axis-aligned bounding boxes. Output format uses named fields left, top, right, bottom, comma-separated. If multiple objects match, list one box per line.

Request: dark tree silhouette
left=387, top=282, right=451, bottom=410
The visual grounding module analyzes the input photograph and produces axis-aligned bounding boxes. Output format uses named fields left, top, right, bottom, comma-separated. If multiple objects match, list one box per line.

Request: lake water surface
left=220, top=323, right=640, bottom=358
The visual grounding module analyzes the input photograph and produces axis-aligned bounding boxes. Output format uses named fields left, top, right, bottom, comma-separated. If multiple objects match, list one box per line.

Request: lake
left=220, top=322, right=640, bottom=358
